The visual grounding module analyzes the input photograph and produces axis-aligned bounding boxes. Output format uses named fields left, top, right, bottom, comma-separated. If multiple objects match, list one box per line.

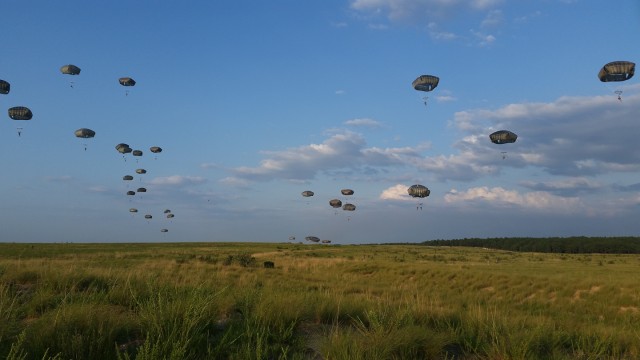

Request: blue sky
left=1, top=0, right=639, bottom=243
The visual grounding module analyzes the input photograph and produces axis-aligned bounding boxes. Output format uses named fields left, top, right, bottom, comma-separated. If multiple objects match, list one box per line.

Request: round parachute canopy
left=116, top=143, right=129, bottom=150
left=150, top=146, right=162, bottom=153
left=301, top=190, right=314, bottom=197
left=119, top=77, right=136, bottom=86
left=342, top=203, right=356, bottom=211
left=408, top=184, right=430, bottom=198
left=136, top=187, right=147, bottom=193
left=161, top=229, right=168, bottom=233
left=126, top=191, right=135, bottom=196
left=123, top=175, right=134, bottom=181
left=74, top=128, right=95, bottom=138
left=132, top=150, right=143, bottom=156
left=135, top=169, right=147, bottom=174
left=0, top=80, right=10, bottom=94
left=329, top=199, right=342, bottom=208
left=8, top=107, right=33, bottom=120
left=166, top=213, right=175, bottom=219
left=129, top=208, right=138, bottom=213
left=164, top=209, right=171, bottom=214
left=412, top=75, right=439, bottom=92
left=305, top=236, right=320, bottom=243
left=119, top=147, right=132, bottom=154
left=144, top=215, right=152, bottom=219
left=598, top=61, right=635, bottom=82
left=288, top=236, right=296, bottom=241
left=321, top=240, right=331, bottom=244
left=489, top=130, right=518, bottom=144
left=60, top=65, right=81, bottom=75
left=341, top=189, right=354, bottom=196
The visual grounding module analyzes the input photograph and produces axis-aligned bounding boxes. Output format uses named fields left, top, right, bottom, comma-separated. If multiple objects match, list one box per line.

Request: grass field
left=0, top=242, right=639, bottom=359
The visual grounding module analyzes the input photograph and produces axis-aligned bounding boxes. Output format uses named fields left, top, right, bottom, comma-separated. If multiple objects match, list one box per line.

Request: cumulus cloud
left=379, top=184, right=411, bottom=201
left=445, top=92, right=640, bottom=179
left=444, top=186, right=582, bottom=212
left=230, top=131, right=429, bottom=182
left=148, top=175, right=207, bottom=186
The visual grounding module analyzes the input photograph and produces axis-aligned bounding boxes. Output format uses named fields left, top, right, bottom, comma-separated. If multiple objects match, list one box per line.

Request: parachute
left=129, top=208, right=138, bottom=213
left=412, top=75, right=439, bottom=106
left=8, top=107, right=32, bottom=136
left=329, top=199, right=342, bottom=208
left=8, top=106, right=32, bottom=120
left=135, top=169, right=147, bottom=174
left=150, top=146, right=162, bottom=159
left=126, top=191, right=135, bottom=196
left=144, top=215, right=152, bottom=220
left=0, top=80, right=9, bottom=94
left=166, top=213, right=175, bottom=219
left=74, top=128, right=95, bottom=138
left=489, top=130, right=517, bottom=144
left=340, top=189, right=354, bottom=196
left=598, top=61, right=635, bottom=101
left=74, top=128, right=95, bottom=151
left=321, top=240, right=331, bottom=244
left=161, top=229, right=168, bottom=233
left=408, top=184, right=430, bottom=198
left=119, top=77, right=136, bottom=86
left=136, top=187, right=147, bottom=193
left=163, top=209, right=171, bottom=214
left=598, top=61, right=635, bottom=82
left=132, top=150, right=143, bottom=157
left=60, top=65, right=81, bottom=75
left=123, top=175, right=134, bottom=181
left=301, top=190, right=314, bottom=197
left=342, top=203, right=356, bottom=211
left=408, top=184, right=430, bottom=210
left=305, top=236, right=320, bottom=243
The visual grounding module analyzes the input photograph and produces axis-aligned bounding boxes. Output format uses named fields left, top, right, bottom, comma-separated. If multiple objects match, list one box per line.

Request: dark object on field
left=263, top=261, right=275, bottom=268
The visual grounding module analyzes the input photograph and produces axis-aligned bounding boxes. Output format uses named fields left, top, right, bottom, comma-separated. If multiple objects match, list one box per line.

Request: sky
left=1, top=0, right=639, bottom=244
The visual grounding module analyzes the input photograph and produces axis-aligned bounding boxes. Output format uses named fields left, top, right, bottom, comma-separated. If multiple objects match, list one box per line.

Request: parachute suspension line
left=16, top=127, right=22, bottom=137
left=422, top=96, right=429, bottom=107
left=501, top=151, right=507, bottom=160
left=615, top=90, right=623, bottom=102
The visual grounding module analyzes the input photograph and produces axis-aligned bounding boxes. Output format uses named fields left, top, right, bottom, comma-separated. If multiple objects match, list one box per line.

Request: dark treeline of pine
left=417, top=236, right=640, bottom=254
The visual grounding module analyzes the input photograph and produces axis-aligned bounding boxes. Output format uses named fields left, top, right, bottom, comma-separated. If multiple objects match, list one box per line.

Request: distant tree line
left=420, top=237, right=640, bottom=254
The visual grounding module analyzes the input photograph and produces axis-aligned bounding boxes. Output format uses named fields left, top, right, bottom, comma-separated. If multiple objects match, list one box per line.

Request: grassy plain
left=0, top=242, right=639, bottom=359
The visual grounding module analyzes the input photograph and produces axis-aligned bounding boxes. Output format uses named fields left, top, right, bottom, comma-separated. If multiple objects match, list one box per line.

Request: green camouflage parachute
left=412, top=75, right=439, bottom=92
left=135, top=169, right=147, bottom=174
left=119, top=77, right=136, bottom=86
left=305, top=236, right=320, bottom=243
left=129, top=208, right=138, bottom=213
left=60, top=65, right=81, bottom=75
left=74, top=128, right=95, bottom=138
left=136, top=187, right=147, bottom=193
left=489, top=130, right=518, bottom=144
left=341, top=189, right=354, bottom=196
left=0, top=80, right=9, bottom=94
left=161, top=229, right=168, bottom=233
left=150, top=146, right=162, bottom=153
left=123, top=175, right=134, bottom=181
left=329, top=199, right=342, bottom=208
left=598, top=61, right=635, bottom=82
left=342, top=203, right=356, bottom=211
left=8, top=106, right=32, bottom=120
left=127, top=191, right=135, bottom=196
left=301, top=191, right=314, bottom=197
left=408, top=184, right=430, bottom=198
left=132, top=150, right=143, bottom=157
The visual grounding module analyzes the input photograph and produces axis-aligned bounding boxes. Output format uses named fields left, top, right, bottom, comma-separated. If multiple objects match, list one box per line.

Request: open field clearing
left=1, top=242, right=639, bottom=359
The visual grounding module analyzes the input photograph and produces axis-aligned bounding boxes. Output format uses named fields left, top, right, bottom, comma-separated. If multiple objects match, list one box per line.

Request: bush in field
left=223, top=252, right=257, bottom=267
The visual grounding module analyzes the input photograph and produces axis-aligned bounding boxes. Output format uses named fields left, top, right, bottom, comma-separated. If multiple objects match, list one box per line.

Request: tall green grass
left=1, top=242, right=639, bottom=359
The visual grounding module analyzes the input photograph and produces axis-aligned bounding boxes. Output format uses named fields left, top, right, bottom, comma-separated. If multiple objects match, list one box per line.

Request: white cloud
left=344, top=118, right=383, bottom=128
left=444, top=186, right=582, bottom=212
left=148, top=175, right=206, bottom=186
left=335, top=89, right=346, bottom=95
left=379, top=184, right=411, bottom=201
